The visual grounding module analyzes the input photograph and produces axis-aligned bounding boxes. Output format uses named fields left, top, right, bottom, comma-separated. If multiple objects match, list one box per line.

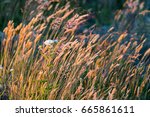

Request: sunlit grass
left=0, top=1, right=149, bottom=100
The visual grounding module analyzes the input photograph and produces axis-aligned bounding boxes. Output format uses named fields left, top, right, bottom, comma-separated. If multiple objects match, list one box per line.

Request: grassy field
left=0, top=0, right=150, bottom=100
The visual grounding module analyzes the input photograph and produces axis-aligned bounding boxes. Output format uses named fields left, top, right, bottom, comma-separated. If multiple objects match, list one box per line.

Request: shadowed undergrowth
left=0, top=1, right=150, bottom=100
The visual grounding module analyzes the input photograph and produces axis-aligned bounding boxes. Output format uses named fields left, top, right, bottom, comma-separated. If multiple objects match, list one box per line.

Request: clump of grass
left=0, top=1, right=149, bottom=100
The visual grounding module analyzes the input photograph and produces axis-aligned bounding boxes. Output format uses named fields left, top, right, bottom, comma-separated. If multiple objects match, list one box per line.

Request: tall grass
left=0, top=1, right=150, bottom=100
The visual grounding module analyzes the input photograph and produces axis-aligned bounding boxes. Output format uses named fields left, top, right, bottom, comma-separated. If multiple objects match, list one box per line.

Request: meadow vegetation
left=0, top=0, right=149, bottom=99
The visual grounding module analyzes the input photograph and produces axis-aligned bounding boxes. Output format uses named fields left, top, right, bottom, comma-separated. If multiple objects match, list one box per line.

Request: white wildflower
left=10, top=69, right=14, bottom=72
left=0, top=65, right=3, bottom=70
left=44, top=39, right=58, bottom=46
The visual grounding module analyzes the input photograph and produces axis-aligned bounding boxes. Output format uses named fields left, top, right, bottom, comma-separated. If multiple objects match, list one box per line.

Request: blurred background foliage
left=0, top=0, right=150, bottom=31
left=0, top=0, right=123, bottom=30
left=69, top=0, right=125, bottom=25
left=0, top=0, right=150, bottom=100
left=0, top=0, right=25, bottom=30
